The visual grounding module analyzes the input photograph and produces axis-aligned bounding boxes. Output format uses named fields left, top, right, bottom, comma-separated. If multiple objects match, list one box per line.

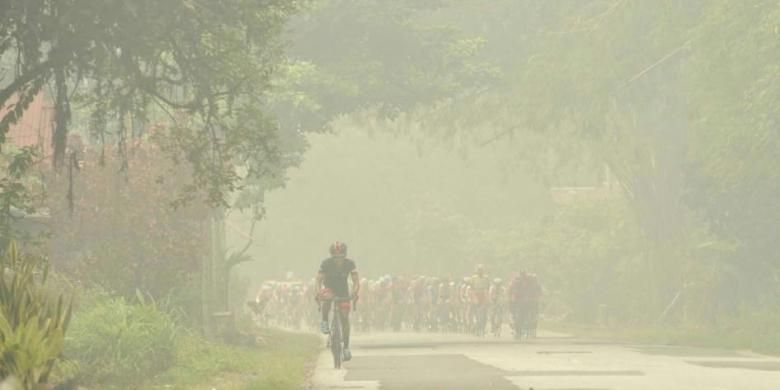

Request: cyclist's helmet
left=519, top=269, right=531, bottom=278
left=329, top=241, right=348, bottom=257
left=493, top=278, right=503, bottom=284
left=475, top=264, right=485, bottom=274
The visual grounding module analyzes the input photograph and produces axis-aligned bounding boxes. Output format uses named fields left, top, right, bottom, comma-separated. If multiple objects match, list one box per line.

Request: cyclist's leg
left=490, top=304, right=498, bottom=334
left=339, top=306, right=353, bottom=361
left=322, top=300, right=332, bottom=322
left=321, top=300, right=332, bottom=333
left=520, top=302, right=530, bottom=337
left=530, top=301, right=539, bottom=337
left=492, top=306, right=499, bottom=336
left=511, top=302, right=522, bottom=337
left=479, top=304, right=485, bottom=334
left=340, top=308, right=351, bottom=348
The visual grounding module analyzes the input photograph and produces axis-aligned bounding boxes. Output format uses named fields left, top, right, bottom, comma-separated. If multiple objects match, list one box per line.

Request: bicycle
left=326, top=296, right=354, bottom=369
left=490, top=302, right=504, bottom=338
left=472, top=302, right=488, bottom=337
left=510, top=301, right=537, bottom=340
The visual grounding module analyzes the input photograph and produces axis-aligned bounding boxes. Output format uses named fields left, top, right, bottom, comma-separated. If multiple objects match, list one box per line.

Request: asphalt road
left=311, top=329, right=780, bottom=390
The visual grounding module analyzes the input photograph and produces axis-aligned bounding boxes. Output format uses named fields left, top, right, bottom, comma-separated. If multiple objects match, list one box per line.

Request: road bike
left=510, top=301, right=539, bottom=340
left=327, top=296, right=354, bottom=369
left=490, top=302, right=504, bottom=338
left=471, top=302, right=488, bottom=337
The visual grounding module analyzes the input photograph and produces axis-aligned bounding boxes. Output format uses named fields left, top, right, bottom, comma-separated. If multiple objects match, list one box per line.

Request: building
left=2, top=91, right=55, bottom=157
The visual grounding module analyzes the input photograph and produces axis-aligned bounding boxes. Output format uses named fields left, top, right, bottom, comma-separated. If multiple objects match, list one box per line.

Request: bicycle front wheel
left=330, top=318, right=342, bottom=369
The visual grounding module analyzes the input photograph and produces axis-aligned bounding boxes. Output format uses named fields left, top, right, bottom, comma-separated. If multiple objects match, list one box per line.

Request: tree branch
left=0, top=57, right=57, bottom=109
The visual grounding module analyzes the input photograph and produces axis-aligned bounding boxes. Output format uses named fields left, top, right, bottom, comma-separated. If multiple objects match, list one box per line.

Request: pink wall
left=3, top=92, right=55, bottom=159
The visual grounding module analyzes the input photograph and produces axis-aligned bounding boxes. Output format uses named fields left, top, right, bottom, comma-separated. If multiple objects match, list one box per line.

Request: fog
left=1, top=1, right=779, bottom=389
left=236, top=120, right=549, bottom=279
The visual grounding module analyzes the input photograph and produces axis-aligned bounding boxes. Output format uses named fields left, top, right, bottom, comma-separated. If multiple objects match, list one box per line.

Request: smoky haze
left=1, top=1, right=778, bottom=389
left=234, top=122, right=550, bottom=279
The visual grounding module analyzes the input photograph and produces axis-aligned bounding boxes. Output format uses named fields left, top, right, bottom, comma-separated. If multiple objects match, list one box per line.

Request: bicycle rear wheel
left=512, top=307, right=523, bottom=340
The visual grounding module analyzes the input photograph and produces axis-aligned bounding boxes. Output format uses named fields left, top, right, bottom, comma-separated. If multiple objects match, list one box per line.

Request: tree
left=457, top=0, right=780, bottom=318
left=0, top=146, right=40, bottom=248
left=683, top=0, right=780, bottom=309
left=47, top=144, right=209, bottom=306
left=2, top=2, right=307, bottom=334
left=1, top=0, right=301, bottom=205
left=271, top=0, right=499, bottom=132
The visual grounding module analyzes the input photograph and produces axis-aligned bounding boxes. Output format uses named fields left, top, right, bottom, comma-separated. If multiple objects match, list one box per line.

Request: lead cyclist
left=316, top=241, right=360, bottom=361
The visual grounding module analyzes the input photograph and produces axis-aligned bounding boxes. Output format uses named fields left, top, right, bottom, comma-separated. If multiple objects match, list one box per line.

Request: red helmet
left=329, top=241, right=347, bottom=257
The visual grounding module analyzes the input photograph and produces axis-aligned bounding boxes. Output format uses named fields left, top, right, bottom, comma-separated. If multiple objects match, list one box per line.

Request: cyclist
left=409, top=276, right=426, bottom=331
left=374, top=276, right=392, bottom=330
left=469, top=264, right=491, bottom=335
left=436, top=277, right=451, bottom=331
left=522, top=271, right=542, bottom=337
left=316, top=241, right=360, bottom=361
left=303, top=278, right=320, bottom=329
left=389, top=275, right=408, bottom=331
left=489, top=277, right=506, bottom=337
left=508, top=270, right=542, bottom=339
left=508, top=271, right=526, bottom=338
left=458, top=277, right=471, bottom=331
left=356, top=277, right=372, bottom=332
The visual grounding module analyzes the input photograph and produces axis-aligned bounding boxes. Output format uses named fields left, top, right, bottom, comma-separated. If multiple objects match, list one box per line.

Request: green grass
left=143, top=328, right=321, bottom=390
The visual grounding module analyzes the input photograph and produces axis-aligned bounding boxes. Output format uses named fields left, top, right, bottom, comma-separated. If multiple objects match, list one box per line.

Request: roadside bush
left=48, top=149, right=210, bottom=302
left=0, top=243, right=72, bottom=389
left=65, top=292, right=179, bottom=387
left=728, top=310, right=780, bottom=354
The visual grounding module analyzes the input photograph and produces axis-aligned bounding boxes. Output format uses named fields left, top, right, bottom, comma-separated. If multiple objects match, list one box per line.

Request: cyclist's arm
left=351, top=270, right=360, bottom=297
left=315, top=271, right=324, bottom=291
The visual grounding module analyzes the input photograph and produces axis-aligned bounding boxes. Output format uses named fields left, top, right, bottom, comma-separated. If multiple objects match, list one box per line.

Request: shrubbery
left=47, top=148, right=209, bottom=306
left=65, top=291, right=179, bottom=387
left=61, top=290, right=319, bottom=389
left=0, top=243, right=72, bottom=389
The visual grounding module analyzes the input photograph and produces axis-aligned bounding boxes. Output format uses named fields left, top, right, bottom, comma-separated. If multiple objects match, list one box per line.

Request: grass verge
left=143, top=328, right=321, bottom=390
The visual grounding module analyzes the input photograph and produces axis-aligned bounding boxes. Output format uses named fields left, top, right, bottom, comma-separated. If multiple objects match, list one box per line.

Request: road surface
left=311, top=329, right=780, bottom=389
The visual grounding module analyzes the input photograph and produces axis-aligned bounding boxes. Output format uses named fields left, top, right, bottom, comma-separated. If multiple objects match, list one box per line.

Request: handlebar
left=329, top=296, right=358, bottom=311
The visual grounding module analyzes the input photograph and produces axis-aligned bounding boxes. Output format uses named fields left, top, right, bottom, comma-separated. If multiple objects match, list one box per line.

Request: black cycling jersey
left=319, top=257, right=356, bottom=297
